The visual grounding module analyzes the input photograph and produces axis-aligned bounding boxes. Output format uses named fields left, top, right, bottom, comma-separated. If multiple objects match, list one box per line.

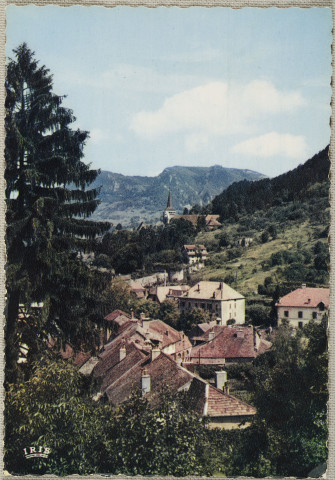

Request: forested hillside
left=207, top=147, right=329, bottom=220
left=192, top=147, right=329, bottom=296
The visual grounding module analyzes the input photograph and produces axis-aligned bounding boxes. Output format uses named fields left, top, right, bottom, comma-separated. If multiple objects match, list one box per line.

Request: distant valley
left=90, top=165, right=266, bottom=227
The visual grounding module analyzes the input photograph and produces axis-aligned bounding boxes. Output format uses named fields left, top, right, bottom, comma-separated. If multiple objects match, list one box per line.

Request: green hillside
left=191, top=152, right=329, bottom=297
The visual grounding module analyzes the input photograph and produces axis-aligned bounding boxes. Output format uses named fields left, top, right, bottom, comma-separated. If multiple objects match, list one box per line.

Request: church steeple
left=163, top=190, right=177, bottom=225
left=166, top=190, right=173, bottom=209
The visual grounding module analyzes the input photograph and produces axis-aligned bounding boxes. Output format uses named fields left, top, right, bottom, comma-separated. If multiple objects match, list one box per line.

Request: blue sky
left=6, top=6, right=332, bottom=177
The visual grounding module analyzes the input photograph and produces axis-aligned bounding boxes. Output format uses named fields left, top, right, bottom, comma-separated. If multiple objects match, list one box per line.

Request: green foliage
left=5, top=44, right=110, bottom=382
left=6, top=358, right=214, bottom=476
left=179, top=307, right=210, bottom=332
left=245, top=304, right=271, bottom=326
left=103, top=389, right=214, bottom=476
left=228, top=319, right=328, bottom=477
left=5, top=355, right=115, bottom=475
left=210, top=146, right=329, bottom=221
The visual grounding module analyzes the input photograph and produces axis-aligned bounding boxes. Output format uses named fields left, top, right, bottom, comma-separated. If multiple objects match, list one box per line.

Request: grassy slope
left=192, top=198, right=329, bottom=296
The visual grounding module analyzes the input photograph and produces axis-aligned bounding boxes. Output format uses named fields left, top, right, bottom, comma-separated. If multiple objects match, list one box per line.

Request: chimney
left=119, top=344, right=126, bottom=362
left=301, top=284, right=306, bottom=289
left=220, top=282, right=223, bottom=290
left=197, top=283, right=200, bottom=292
left=151, top=346, right=160, bottom=361
left=138, top=312, right=145, bottom=327
left=224, top=385, right=230, bottom=395
left=141, top=368, right=151, bottom=395
left=216, top=317, right=221, bottom=326
left=142, top=317, right=151, bottom=330
left=215, top=370, right=227, bottom=390
left=209, top=331, right=215, bottom=341
left=131, top=309, right=134, bottom=320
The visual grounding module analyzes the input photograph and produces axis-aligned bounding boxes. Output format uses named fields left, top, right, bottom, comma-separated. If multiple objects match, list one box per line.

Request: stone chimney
left=215, top=370, right=227, bottom=390
left=208, top=331, right=215, bottom=341
left=131, top=309, right=135, bottom=320
left=301, top=283, right=306, bottom=289
left=141, top=368, right=151, bottom=395
left=138, top=312, right=145, bottom=327
left=151, top=346, right=160, bottom=361
left=119, top=343, right=126, bottom=362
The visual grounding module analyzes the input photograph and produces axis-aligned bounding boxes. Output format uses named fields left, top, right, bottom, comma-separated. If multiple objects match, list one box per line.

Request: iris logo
left=23, top=446, right=51, bottom=459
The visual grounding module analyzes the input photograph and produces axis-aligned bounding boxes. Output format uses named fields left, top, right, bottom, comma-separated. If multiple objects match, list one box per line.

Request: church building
left=163, top=191, right=177, bottom=224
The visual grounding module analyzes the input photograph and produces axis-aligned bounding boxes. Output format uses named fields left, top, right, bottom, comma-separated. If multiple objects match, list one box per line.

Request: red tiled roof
left=94, top=336, right=141, bottom=378
left=190, top=326, right=266, bottom=360
left=104, top=309, right=132, bottom=323
left=73, top=352, right=92, bottom=368
left=184, top=244, right=206, bottom=250
left=276, top=287, right=330, bottom=308
left=100, top=347, right=148, bottom=393
left=148, top=320, right=183, bottom=348
left=105, top=353, right=193, bottom=405
left=206, top=385, right=256, bottom=417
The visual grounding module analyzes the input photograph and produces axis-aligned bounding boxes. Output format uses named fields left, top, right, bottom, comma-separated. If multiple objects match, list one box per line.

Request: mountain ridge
left=90, top=165, right=266, bottom=227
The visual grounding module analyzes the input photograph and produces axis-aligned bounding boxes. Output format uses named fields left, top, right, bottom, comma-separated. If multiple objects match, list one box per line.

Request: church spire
left=166, top=190, right=173, bottom=209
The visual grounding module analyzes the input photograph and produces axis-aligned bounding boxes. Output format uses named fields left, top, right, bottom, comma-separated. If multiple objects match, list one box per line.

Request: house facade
left=276, top=285, right=329, bottom=328
left=183, top=244, right=208, bottom=265
left=178, top=281, right=245, bottom=325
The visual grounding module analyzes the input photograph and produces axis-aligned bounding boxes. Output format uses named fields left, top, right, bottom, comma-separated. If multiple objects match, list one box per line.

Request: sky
left=6, top=6, right=332, bottom=178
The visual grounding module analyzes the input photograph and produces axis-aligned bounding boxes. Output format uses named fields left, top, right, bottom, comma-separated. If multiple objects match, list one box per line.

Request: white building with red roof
left=275, top=284, right=329, bottom=328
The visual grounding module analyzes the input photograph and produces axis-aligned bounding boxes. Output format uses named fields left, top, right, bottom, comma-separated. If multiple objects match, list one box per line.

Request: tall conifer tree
left=5, top=43, right=110, bottom=382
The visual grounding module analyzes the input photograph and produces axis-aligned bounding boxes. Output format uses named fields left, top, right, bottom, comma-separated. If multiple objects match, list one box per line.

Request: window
left=201, top=303, right=205, bottom=309
left=298, top=321, right=303, bottom=329
left=298, top=311, right=303, bottom=319
left=312, top=312, right=317, bottom=319
left=195, top=303, right=198, bottom=308
left=284, top=311, right=289, bottom=318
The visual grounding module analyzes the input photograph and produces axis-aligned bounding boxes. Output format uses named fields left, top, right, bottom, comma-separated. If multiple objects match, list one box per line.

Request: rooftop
left=182, top=281, right=244, bottom=301
left=190, top=326, right=271, bottom=360
left=276, top=287, right=330, bottom=308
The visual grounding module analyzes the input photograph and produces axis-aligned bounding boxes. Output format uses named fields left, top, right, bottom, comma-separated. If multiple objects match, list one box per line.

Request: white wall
left=277, top=305, right=326, bottom=328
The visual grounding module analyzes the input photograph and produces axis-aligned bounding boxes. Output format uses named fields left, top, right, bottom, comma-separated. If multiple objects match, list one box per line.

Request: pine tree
left=5, top=43, right=110, bottom=382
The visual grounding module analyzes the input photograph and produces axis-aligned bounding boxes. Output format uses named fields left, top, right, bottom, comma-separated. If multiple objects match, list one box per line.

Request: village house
left=235, top=237, right=253, bottom=247
left=101, top=310, right=192, bottom=362
left=178, top=281, right=245, bottom=325
left=183, top=244, right=208, bottom=265
left=187, top=325, right=272, bottom=365
left=276, top=284, right=329, bottom=328
left=91, top=338, right=256, bottom=429
left=148, top=285, right=190, bottom=304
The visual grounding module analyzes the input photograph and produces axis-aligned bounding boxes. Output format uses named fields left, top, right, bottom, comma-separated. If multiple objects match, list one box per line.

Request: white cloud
left=88, top=128, right=109, bottom=144
left=231, top=132, right=307, bottom=159
left=130, top=80, right=306, bottom=143
left=185, top=133, right=209, bottom=153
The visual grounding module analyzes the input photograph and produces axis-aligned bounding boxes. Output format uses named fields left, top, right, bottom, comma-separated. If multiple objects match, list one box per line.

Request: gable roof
left=104, top=309, right=132, bottom=323
left=276, top=287, right=330, bottom=308
left=190, top=326, right=265, bottom=360
left=182, top=281, right=244, bottom=301
left=206, top=385, right=256, bottom=417
left=105, top=352, right=193, bottom=405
